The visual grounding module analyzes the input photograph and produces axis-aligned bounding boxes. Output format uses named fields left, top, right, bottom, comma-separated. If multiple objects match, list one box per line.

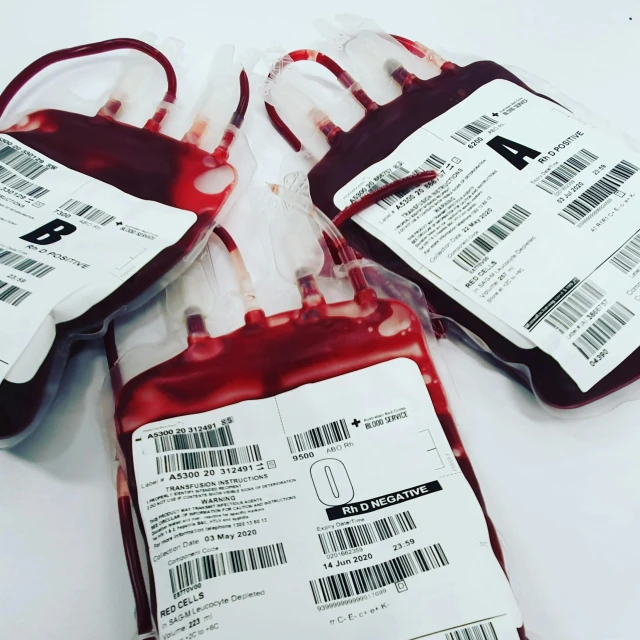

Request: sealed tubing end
left=182, top=117, right=209, bottom=146
left=311, top=108, right=343, bottom=146
left=213, top=125, right=239, bottom=162
left=296, top=272, right=326, bottom=307
left=97, top=97, right=123, bottom=119
left=186, top=311, right=210, bottom=340
left=384, top=58, right=413, bottom=88
left=144, top=98, right=175, bottom=132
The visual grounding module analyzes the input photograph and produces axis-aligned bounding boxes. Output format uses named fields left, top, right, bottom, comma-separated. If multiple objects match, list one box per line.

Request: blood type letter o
left=310, top=458, right=354, bottom=506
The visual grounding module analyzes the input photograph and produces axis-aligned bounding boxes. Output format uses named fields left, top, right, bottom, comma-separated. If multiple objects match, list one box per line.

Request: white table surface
left=1, top=1, right=639, bottom=638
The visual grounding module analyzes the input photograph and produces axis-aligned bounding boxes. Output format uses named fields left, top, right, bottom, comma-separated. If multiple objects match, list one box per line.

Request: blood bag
left=262, top=17, right=640, bottom=412
left=0, top=38, right=254, bottom=446
left=105, top=184, right=527, bottom=639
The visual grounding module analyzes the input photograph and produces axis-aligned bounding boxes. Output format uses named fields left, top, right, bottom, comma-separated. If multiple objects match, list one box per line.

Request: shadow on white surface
left=0, top=343, right=136, bottom=639
left=7, top=343, right=112, bottom=477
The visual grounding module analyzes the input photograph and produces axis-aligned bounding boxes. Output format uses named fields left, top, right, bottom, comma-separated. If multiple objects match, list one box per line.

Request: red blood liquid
left=306, top=60, right=638, bottom=408
left=0, top=111, right=236, bottom=440
left=114, top=290, right=527, bottom=639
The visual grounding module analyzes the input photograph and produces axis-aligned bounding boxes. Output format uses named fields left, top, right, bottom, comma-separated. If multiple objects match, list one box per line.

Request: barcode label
left=371, top=154, right=445, bottom=210
left=318, top=511, right=416, bottom=553
left=453, top=204, right=531, bottom=271
left=0, top=249, right=54, bottom=278
left=0, top=141, right=50, bottom=180
left=153, top=425, right=235, bottom=453
left=609, top=231, right=640, bottom=274
left=0, top=279, right=32, bottom=306
left=309, top=544, right=448, bottom=604
left=544, top=279, right=604, bottom=334
left=287, top=419, right=350, bottom=453
left=559, top=159, right=639, bottom=224
left=0, top=166, right=49, bottom=198
left=156, top=444, right=261, bottom=474
left=536, top=148, right=599, bottom=194
left=168, top=543, right=287, bottom=597
left=451, top=115, right=497, bottom=144
left=572, top=302, right=634, bottom=358
left=445, top=621, right=498, bottom=640
left=59, top=198, right=116, bottom=226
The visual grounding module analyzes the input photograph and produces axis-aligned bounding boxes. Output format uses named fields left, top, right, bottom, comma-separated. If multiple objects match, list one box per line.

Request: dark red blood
left=306, top=60, right=638, bottom=409
left=114, top=291, right=524, bottom=637
left=0, top=110, right=235, bottom=439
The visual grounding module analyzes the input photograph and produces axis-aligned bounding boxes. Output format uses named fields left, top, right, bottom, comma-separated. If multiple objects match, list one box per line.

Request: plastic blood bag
left=263, top=22, right=640, bottom=411
left=0, top=39, right=253, bottom=446
left=106, top=187, right=526, bottom=639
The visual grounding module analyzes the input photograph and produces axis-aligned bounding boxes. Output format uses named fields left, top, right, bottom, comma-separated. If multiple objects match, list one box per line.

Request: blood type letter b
left=20, top=219, right=77, bottom=245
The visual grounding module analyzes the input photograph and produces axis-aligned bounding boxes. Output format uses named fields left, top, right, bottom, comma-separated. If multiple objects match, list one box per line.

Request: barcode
left=451, top=115, right=497, bottom=144
left=59, top=198, right=115, bottom=226
left=287, top=419, right=350, bottom=454
left=0, top=166, right=49, bottom=198
left=536, top=148, right=599, bottom=194
left=309, top=543, right=448, bottom=604
left=445, top=621, right=498, bottom=640
left=572, top=302, right=634, bottom=358
left=168, top=543, right=287, bottom=597
left=453, top=204, right=531, bottom=271
left=371, top=153, right=445, bottom=210
left=609, top=231, right=640, bottom=274
left=0, top=279, right=32, bottom=306
left=0, top=141, right=49, bottom=179
left=544, top=279, right=604, bottom=334
left=559, top=160, right=639, bottom=224
left=153, top=425, right=235, bottom=453
left=0, top=249, right=54, bottom=278
left=318, top=511, right=416, bottom=553
left=156, top=444, right=261, bottom=474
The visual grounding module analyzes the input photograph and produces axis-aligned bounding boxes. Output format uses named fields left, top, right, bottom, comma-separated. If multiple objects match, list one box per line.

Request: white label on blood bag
left=132, top=358, right=521, bottom=640
left=334, top=80, right=640, bottom=391
left=0, top=134, right=196, bottom=382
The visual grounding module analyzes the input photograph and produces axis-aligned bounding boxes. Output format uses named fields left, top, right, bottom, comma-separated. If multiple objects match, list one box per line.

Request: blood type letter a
left=310, top=458, right=354, bottom=506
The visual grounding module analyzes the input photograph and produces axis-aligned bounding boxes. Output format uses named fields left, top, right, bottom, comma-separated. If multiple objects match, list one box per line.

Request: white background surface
left=1, top=1, right=639, bottom=639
